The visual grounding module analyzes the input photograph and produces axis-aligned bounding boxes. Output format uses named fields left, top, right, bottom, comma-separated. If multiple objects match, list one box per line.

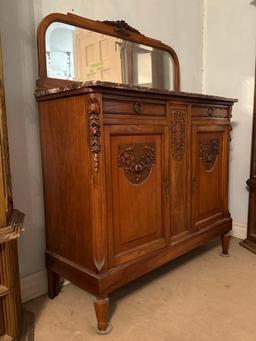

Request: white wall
left=0, top=0, right=204, bottom=279
left=203, top=0, right=256, bottom=227
left=0, top=0, right=45, bottom=278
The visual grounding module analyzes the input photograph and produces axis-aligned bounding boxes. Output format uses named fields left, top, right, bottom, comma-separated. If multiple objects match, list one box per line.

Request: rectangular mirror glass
left=46, top=23, right=174, bottom=90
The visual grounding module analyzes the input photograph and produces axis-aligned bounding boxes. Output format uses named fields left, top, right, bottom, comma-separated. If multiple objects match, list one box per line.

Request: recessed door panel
left=192, top=125, right=229, bottom=230
left=105, top=125, right=169, bottom=266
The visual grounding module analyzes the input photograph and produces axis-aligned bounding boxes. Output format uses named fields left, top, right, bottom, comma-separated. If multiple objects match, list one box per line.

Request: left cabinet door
left=105, top=125, right=170, bottom=267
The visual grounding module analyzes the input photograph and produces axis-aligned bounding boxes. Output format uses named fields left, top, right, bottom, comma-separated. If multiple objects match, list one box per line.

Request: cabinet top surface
left=35, top=80, right=238, bottom=103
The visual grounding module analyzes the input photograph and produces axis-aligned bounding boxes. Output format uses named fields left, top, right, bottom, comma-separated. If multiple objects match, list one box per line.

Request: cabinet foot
left=220, top=232, right=231, bottom=257
left=94, top=297, right=112, bottom=335
left=47, top=269, right=60, bottom=299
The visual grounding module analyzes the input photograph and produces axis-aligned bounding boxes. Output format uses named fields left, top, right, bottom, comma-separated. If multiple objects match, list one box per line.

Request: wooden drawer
left=103, top=97, right=166, bottom=116
left=191, top=105, right=229, bottom=118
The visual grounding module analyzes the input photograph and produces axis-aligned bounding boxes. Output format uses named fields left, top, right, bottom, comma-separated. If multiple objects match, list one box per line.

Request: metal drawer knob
left=134, top=102, right=143, bottom=114
left=207, top=107, right=214, bottom=116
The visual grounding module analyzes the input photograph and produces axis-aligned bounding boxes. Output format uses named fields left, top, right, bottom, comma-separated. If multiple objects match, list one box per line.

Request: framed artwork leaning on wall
left=0, top=34, right=25, bottom=340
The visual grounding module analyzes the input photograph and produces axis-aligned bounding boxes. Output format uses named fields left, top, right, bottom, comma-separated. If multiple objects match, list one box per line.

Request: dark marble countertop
left=35, top=80, right=238, bottom=103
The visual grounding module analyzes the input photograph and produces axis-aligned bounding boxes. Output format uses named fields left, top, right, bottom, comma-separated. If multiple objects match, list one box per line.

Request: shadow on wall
left=0, top=0, right=46, bottom=277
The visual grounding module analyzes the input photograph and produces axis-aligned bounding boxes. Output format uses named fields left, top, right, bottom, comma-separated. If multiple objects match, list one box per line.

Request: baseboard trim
left=232, top=222, right=247, bottom=240
left=20, top=270, right=47, bottom=303
left=20, top=270, right=70, bottom=303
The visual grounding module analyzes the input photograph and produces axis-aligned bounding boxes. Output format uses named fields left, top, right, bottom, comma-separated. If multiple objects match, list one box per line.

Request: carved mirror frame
left=36, top=12, right=180, bottom=90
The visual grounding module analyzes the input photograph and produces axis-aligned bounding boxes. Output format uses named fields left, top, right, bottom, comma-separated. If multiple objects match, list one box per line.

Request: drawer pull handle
left=207, top=107, right=214, bottom=116
left=134, top=102, right=143, bottom=114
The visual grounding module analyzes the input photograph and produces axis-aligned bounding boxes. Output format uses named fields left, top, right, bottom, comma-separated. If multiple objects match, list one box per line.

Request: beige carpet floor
left=24, top=238, right=256, bottom=341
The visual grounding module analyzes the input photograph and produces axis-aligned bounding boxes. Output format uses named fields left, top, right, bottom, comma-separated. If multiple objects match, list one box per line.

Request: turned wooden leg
left=94, top=297, right=112, bottom=335
left=47, top=268, right=60, bottom=299
left=220, top=232, right=231, bottom=257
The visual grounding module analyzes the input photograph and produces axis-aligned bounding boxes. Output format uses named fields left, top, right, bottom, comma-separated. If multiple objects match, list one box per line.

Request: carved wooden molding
left=88, top=97, right=101, bottom=173
left=102, top=20, right=140, bottom=36
left=199, top=139, right=219, bottom=170
left=0, top=209, right=24, bottom=243
left=118, top=143, right=156, bottom=184
left=171, top=110, right=185, bottom=161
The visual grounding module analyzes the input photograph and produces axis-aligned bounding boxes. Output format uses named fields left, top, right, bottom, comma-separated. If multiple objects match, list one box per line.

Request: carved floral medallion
left=199, top=139, right=219, bottom=170
left=88, top=97, right=101, bottom=173
left=171, top=110, right=185, bottom=161
left=118, top=143, right=156, bottom=184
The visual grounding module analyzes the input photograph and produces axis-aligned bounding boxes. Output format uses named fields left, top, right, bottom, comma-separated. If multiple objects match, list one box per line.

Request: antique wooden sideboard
left=35, top=13, right=237, bottom=334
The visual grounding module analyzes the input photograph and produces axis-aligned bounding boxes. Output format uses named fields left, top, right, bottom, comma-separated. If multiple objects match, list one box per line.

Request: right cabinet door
left=191, top=124, right=230, bottom=230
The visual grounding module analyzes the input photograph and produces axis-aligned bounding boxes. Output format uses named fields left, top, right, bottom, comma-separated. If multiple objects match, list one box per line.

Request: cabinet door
left=191, top=124, right=230, bottom=230
left=105, top=125, right=170, bottom=267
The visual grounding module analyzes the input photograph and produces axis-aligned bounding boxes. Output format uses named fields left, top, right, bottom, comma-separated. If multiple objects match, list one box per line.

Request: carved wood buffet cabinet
left=35, top=13, right=237, bottom=334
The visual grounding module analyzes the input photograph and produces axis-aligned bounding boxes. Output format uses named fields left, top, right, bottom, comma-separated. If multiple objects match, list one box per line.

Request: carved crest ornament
left=103, top=20, right=140, bottom=36
left=171, top=110, right=185, bottom=161
left=118, top=143, right=156, bottom=184
left=199, top=139, right=219, bottom=170
left=88, top=97, right=101, bottom=173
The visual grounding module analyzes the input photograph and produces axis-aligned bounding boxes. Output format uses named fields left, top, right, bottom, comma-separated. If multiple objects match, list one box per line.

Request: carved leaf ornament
left=88, top=98, right=101, bottom=173
left=171, top=110, right=185, bottom=161
left=118, top=143, right=156, bottom=184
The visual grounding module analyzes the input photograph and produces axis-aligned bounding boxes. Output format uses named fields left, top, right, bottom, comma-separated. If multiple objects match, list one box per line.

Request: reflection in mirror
left=46, top=22, right=174, bottom=90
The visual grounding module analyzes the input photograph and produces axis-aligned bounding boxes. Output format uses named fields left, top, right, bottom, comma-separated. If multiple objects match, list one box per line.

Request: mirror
left=45, top=22, right=174, bottom=91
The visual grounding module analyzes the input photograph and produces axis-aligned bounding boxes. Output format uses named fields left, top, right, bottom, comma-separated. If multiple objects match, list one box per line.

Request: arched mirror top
left=37, top=12, right=180, bottom=91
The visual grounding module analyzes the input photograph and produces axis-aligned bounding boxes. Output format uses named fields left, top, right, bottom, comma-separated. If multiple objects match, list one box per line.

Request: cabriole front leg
left=94, top=297, right=112, bottom=334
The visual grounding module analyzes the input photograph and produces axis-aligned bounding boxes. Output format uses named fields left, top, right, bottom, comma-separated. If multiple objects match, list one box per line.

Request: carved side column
left=169, top=104, right=190, bottom=241
left=87, top=94, right=107, bottom=274
left=87, top=94, right=110, bottom=333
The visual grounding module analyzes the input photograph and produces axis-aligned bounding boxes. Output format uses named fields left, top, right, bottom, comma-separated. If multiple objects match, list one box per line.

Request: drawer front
left=192, top=105, right=229, bottom=118
left=103, top=97, right=166, bottom=117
